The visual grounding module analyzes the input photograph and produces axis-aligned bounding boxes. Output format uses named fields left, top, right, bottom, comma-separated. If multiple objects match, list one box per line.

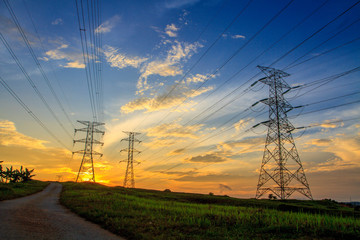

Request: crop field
left=0, top=180, right=49, bottom=201
left=60, top=182, right=360, bottom=240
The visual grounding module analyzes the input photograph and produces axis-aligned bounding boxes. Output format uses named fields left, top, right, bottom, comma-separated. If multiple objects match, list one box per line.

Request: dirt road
left=0, top=183, right=124, bottom=240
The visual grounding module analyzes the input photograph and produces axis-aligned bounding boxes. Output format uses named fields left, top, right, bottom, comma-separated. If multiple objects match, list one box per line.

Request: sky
left=0, top=0, right=359, bottom=201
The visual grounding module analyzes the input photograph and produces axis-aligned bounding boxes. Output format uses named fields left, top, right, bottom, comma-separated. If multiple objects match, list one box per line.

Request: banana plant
left=0, top=162, right=4, bottom=183
left=21, top=167, right=35, bottom=182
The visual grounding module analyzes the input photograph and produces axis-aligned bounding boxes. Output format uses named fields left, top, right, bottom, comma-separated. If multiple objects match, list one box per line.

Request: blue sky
left=0, top=0, right=359, bottom=201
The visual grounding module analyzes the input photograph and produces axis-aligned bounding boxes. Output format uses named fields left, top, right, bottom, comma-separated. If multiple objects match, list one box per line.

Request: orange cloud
left=0, top=120, right=47, bottom=149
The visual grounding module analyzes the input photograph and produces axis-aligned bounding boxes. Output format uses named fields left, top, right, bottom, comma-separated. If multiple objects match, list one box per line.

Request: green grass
left=0, top=180, right=49, bottom=201
left=60, top=182, right=360, bottom=240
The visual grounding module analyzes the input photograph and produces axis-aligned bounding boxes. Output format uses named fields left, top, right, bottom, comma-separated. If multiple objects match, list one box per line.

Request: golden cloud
left=233, top=118, right=253, bottom=131
left=186, top=153, right=228, bottom=163
left=219, top=137, right=264, bottom=154
left=167, top=148, right=186, bottom=156
left=0, top=120, right=47, bottom=149
left=319, top=119, right=344, bottom=128
left=104, top=45, right=148, bottom=69
left=121, top=84, right=213, bottom=113
left=44, top=42, right=85, bottom=69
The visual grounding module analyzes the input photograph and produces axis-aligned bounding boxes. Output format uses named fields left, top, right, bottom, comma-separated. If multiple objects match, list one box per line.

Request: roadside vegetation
left=0, top=161, right=48, bottom=201
left=60, top=182, right=360, bottom=240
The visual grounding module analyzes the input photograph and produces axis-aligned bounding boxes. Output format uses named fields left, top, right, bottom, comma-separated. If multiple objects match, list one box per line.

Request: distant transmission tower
left=255, top=66, right=312, bottom=200
left=120, top=132, right=141, bottom=188
left=73, top=121, right=105, bottom=182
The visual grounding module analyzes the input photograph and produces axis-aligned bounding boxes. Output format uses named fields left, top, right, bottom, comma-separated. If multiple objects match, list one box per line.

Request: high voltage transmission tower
left=73, top=121, right=105, bottom=182
left=254, top=66, right=312, bottom=200
left=120, top=132, right=141, bottom=188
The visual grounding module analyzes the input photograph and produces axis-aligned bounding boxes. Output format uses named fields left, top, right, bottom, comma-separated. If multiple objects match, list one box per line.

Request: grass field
left=0, top=180, right=49, bottom=201
left=60, top=182, right=360, bottom=240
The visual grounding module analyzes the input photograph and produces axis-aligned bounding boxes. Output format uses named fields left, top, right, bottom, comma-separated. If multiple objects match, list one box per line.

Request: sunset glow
left=1, top=0, right=359, bottom=202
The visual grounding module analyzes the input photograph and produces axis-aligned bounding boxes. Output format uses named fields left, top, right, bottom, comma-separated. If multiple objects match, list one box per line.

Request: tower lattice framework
left=73, top=120, right=104, bottom=182
left=255, top=66, right=312, bottom=200
left=120, top=132, right=141, bottom=188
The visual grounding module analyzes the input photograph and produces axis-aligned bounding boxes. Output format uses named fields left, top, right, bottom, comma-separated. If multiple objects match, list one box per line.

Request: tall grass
left=0, top=180, right=49, bottom=201
left=60, top=183, right=360, bottom=240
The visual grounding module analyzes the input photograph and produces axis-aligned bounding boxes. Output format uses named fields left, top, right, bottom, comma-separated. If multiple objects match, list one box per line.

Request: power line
left=136, top=0, right=354, bottom=146
left=132, top=0, right=255, bottom=132
left=137, top=65, right=360, bottom=173
left=137, top=71, right=360, bottom=188
left=75, top=0, right=98, bottom=121
left=4, top=0, right=75, bottom=129
left=0, top=76, right=71, bottom=151
left=143, top=0, right=295, bottom=132
left=0, top=32, right=73, bottom=140
left=272, top=0, right=360, bottom=68
left=22, top=0, right=75, bottom=127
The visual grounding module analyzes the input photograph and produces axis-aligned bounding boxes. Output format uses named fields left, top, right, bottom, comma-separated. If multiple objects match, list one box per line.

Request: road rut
left=0, top=183, right=124, bottom=240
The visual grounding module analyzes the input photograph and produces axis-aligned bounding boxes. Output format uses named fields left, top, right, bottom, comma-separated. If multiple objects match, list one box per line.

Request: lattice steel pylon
left=120, top=132, right=141, bottom=188
left=73, top=120, right=105, bottom=182
left=255, top=66, right=312, bottom=200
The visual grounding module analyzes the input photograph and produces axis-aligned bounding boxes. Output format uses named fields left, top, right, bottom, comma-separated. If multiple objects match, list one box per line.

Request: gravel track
left=0, top=183, right=124, bottom=240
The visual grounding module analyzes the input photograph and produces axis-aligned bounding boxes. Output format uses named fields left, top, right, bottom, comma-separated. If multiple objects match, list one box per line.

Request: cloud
left=121, top=84, right=213, bottom=113
left=0, top=120, right=47, bottom=149
left=219, top=137, right=264, bottom=154
left=185, top=73, right=216, bottom=84
left=232, top=34, right=246, bottom=39
left=147, top=122, right=203, bottom=139
left=167, top=148, right=186, bottom=155
left=104, top=40, right=203, bottom=96
left=95, top=15, right=120, bottom=33
left=51, top=18, right=63, bottom=25
left=44, top=42, right=85, bottom=69
left=222, top=34, right=246, bottom=39
left=104, top=46, right=148, bottom=69
left=164, top=0, right=200, bottom=9
left=303, top=135, right=360, bottom=172
left=308, top=138, right=332, bottom=147
left=174, top=173, right=239, bottom=182
left=319, top=119, right=343, bottom=128
left=187, top=153, right=227, bottom=163
left=165, top=24, right=179, bottom=37
left=63, top=61, right=85, bottom=69
left=138, top=40, right=203, bottom=93
left=234, top=118, right=253, bottom=131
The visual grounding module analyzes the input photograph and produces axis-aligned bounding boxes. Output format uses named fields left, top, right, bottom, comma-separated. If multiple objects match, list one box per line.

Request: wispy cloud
left=43, top=41, right=85, bottom=68
left=104, top=46, right=148, bottom=69
left=222, top=34, right=246, bottom=39
left=165, top=24, right=179, bottom=37
left=95, top=15, right=121, bottom=33
left=232, top=34, right=246, bottom=39
left=51, top=18, right=63, bottom=25
left=138, top=40, right=203, bottom=93
left=187, top=153, right=228, bottom=163
left=233, top=118, right=253, bottom=131
left=121, top=84, right=213, bottom=113
left=304, top=136, right=360, bottom=172
left=164, top=0, right=200, bottom=9
left=218, top=137, right=264, bottom=155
